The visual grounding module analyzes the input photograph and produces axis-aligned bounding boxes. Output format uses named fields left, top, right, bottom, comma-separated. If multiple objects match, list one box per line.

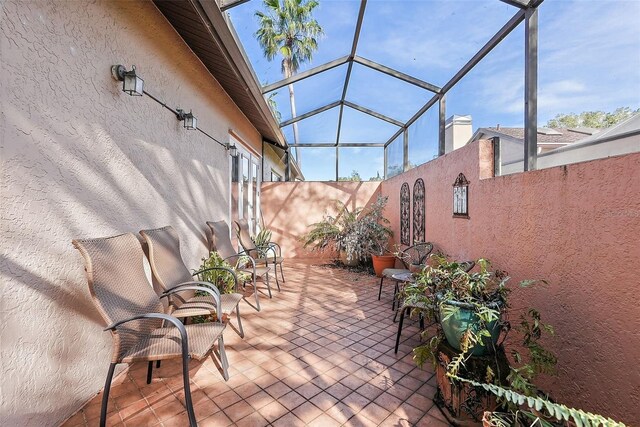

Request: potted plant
left=302, top=195, right=392, bottom=268
left=405, top=255, right=557, bottom=423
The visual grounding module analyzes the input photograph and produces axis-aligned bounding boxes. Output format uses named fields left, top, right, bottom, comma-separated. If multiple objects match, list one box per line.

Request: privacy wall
left=380, top=140, right=640, bottom=425
left=0, top=1, right=262, bottom=425
left=260, top=181, right=382, bottom=258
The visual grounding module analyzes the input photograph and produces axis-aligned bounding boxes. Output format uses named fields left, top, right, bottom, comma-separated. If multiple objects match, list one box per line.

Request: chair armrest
left=104, top=313, right=190, bottom=361
left=256, top=242, right=279, bottom=262
left=162, top=283, right=222, bottom=318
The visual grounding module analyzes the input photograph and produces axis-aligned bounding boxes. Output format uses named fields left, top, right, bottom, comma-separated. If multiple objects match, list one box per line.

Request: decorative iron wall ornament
left=413, top=178, right=425, bottom=244
left=453, top=173, right=470, bottom=217
left=400, top=183, right=410, bottom=245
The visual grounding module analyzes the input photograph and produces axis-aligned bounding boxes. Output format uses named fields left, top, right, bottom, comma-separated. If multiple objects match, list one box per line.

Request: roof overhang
left=153, top=0, right=287, bottom=148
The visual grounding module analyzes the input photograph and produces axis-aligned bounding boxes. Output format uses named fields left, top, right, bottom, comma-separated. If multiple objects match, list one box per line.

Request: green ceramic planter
left=439, top=300, right=501, bottom=356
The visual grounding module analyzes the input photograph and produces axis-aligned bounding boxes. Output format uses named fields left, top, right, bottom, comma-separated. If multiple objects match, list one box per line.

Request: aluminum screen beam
left=498, top=0, right=528, bottom=9
left=524, top=6, right=538, bottom=171
left=291, top=143, right=385, bottom=147
left=336, top=0, right=367, bottom=146
left=261, top=56, right=350, bottom=94
left=279, top=101, right=341, bottom=127
left=343, top=101, right=403, bottom=127
left=438, top=94, right=446, bottom=156
left=353, top=56, right=441, bottom=94
left=441, top=9, right=526, bottom=95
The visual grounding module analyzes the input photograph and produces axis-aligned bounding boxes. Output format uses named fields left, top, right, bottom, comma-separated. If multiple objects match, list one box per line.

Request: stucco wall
left=0, top=1, right=262, bottom=425
left=380, top=140, right=640, bottom=424
left=260, top=182, right=382, bottom=258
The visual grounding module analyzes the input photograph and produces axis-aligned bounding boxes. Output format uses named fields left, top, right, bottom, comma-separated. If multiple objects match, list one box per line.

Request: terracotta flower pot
left=372, top=254, right=396, bottom=277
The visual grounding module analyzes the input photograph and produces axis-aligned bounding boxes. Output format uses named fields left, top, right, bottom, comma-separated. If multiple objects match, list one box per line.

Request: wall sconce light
left=227, top=143, right=238, bottom=157
left=176, top=109, right=197, bottom=130
left=111, top=65, right=144, bottom=96
left=453, top=173, right=469, bottom=218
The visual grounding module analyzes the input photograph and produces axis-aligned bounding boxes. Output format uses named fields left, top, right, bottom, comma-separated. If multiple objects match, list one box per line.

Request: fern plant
left=450, top=374, right=626, bottom=427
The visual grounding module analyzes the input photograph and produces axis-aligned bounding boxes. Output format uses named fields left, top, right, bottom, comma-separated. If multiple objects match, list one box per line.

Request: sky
left=227, top=0, right=640, bottom=181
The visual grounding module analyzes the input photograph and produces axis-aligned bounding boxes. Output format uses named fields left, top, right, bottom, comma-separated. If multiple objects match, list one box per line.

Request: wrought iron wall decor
left=413, top=178, right=425, bottom=244
left=400, top=183, right=410, bottom=245
left=453, top=173, right=470, bottom=217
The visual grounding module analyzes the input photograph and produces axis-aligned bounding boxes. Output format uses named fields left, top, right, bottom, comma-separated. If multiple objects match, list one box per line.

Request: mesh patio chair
left=378, top=242, right=434, bottom=308
left=72, top=233, right=228, bottom=427
left=207, top=220, right=272, bottom=311
left=394, top=260, right=475, bottom=353
left=139, top=226, right=245, bottom=338
left=234, top=218, right=285, bottom=289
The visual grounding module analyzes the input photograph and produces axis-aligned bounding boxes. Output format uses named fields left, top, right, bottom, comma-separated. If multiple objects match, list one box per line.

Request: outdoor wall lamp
left=111, top=65, right=144, bottom=96
left=227, top=143, right=238, bottom=157
left=176, top=109, right=198, bottom=130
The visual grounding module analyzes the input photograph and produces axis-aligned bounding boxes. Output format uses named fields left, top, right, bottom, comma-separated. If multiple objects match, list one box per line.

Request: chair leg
left=265, top=272, right=273, bottom=299
left=180, top=349, right=197, bottom=427
left=395, top=307, right=407, bottom=354
left=392, top=282, right=399, bottom=311
left=279, top=262, right=286, bottom=282
left=253, top=275, right=261, bottom=312
left=273, top=263, right=281, bottom=291
left=219, top=335, right=230, bottom=381
left=236, top=305, right=244, bottom=338
left=100, top=362, right=117, bottom=427
left=378, top=277, right=385, bottom=300
left=419, top=313, right=425, bottom=330
left=146, top=361, right=154, bottom=384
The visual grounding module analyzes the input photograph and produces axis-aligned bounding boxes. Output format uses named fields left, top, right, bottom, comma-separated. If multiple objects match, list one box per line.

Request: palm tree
left=255, top=0, right=323, bottom=167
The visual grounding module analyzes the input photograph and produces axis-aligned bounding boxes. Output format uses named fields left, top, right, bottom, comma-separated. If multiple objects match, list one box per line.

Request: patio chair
left=72, top=233, right=228, bottom=427
left=394, top=260, right=475, bottom=353
left=207, top=220, right=272, bottom=311
left=378, top=242, right=434, bottom=308
left=140, top=226, right=245, bottom=338
left=234, top=218, right=285, bottom=289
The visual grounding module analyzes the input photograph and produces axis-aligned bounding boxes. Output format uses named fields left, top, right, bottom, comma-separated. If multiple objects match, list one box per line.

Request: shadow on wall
left=260, top=181, right=382, bottom=258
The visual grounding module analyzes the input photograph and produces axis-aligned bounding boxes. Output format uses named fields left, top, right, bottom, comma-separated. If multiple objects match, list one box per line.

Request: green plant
left=252, top=228, right=273, bottom=248
left=301, top=195, right=392, bottom=263
left=195, top=251, right=249, bottom=294
left=453, top=375, right=626, bottom=427
left=408, top=256, right=554, bottom=398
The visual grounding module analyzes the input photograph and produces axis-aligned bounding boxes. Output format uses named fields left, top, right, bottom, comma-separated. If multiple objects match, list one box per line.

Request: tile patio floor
left=62, top=261, right=449, bottom=427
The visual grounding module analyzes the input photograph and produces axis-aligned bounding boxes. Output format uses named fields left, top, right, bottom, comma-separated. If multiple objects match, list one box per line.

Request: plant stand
left=434, top=341, right=509, bottom=426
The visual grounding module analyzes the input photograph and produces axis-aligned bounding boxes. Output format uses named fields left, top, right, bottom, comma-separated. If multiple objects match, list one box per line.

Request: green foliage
left=450, top=375, right=626, bottom=427
left=338, top=170, right=362, bottom=182
left=252, top=228, right=273, bottom=248
left=407, top=255, right=554, bottom=400
left=546, top=107, right=639, bottom=129
left=195, top=251, right=249, bottom=294
left=266, top=92, right=281, bottom=122
left=301, top=195, right=392, bottom=262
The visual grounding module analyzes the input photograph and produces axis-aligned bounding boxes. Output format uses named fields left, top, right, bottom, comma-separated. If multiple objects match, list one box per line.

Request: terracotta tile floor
left=62, top=261, right=449, bottom=427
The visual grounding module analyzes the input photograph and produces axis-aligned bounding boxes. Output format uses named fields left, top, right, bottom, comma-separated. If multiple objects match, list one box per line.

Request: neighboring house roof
left=152, top=0, right=286, bottom=149
left=471, top=127, right=596, bottom=147
left=574, top=113, right=640, bottom=145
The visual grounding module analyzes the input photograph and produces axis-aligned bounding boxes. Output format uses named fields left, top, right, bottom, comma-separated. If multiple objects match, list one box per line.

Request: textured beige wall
left=260, top=182, right=382, bottom=258
left=380, top=141, right=640, bottom=425
left=0, top=1, right=262, bottom=425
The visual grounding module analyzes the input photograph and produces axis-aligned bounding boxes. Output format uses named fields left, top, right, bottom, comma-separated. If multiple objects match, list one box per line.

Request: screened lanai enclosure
left=219, top=0, right=547, bottom=180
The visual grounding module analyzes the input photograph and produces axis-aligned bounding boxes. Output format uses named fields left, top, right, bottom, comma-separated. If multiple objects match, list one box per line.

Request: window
left=271, top=170, right=282, bottom=181
left=453, top=173, right=469, bottom=218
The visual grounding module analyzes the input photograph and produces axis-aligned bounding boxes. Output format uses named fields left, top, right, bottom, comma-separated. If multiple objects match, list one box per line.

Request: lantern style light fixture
left=111, top=65, right=144, bottom=96
left=453, top=173, right=469, bottom=218
left=176, top=109, right=197, bottom=130
left=227, top=143, right=238, bottom=157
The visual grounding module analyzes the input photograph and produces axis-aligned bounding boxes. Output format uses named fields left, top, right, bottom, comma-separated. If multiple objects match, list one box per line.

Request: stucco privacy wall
left=0, top=1, right=263, bottom=425
left=380, top=140, right=640, bottom=424
left=260, top=182, right=382, bottom=258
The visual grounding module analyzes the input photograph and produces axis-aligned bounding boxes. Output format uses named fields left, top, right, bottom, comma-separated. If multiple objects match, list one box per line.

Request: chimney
left=445, top=115, right=473, bottom=153
left=496, top=124, right=500, bottom=130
